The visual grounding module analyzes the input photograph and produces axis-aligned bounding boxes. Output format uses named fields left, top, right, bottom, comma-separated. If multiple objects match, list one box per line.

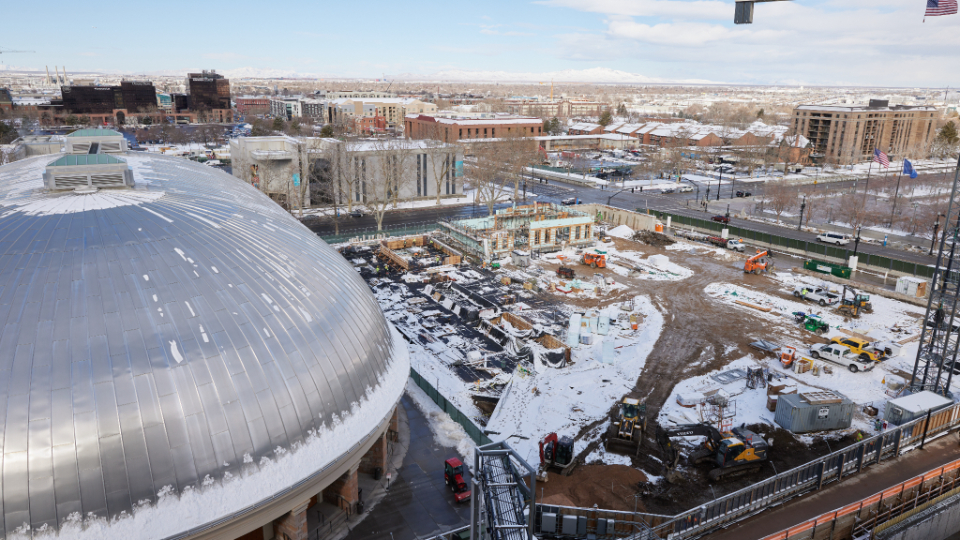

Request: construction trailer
left=440, top=203, right=595, bottom=260
left=774, top=391, right=854, bottom=433
left=884, top=391, right=953, bottom=426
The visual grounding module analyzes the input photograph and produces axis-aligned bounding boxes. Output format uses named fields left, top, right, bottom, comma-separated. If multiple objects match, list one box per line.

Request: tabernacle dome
left=0, top=150, right=408, bottom=539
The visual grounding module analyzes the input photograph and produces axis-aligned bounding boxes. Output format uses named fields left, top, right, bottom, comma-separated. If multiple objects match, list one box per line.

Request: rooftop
left=47, top=154, right=125, bottom=166
left=67, top=128, right=123, bottom=137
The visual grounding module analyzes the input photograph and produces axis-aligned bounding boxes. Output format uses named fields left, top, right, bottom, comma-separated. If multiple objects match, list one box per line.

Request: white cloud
left=537, top=0, right=729, bottom=20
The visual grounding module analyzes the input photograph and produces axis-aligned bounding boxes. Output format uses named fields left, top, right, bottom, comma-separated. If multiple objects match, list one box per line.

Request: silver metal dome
left=0, top=154, right=395, bottom=536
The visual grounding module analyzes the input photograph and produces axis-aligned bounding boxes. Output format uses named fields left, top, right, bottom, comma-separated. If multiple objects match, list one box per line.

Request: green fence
left=659, top=211, right=936, bottom=280
left=410, top=367, right=493, bottom=447
left=318, top=223, right=441, bottom=244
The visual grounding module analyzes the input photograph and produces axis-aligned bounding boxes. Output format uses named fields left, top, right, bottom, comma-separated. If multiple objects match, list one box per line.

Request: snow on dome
left=0, top=154, right=407, bottom=538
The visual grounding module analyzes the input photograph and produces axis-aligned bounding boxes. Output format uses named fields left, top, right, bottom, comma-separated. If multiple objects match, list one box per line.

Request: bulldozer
left=656, top=423, right=769, bottom=483
left=580, top=248, right=607, bottom=268
left=744, top=250, right=773, bottom=274
left=837, top=285, right=873, bottom=318
left=606, top=398, right=646, bottom=456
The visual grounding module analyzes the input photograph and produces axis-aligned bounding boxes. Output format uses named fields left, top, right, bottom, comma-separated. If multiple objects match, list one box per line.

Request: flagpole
left=863, top=157, right=873, bottom=205
left=889, top=161, right=904, bottom=228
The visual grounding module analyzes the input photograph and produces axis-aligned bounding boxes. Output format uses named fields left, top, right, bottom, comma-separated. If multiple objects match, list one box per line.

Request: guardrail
left=658, top=211, right=937, bottom=280
left=649, top=402, right=960, bottom=539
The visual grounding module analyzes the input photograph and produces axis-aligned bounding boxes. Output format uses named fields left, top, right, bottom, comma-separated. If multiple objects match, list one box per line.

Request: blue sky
left=2, top=0, right=958, bottom=86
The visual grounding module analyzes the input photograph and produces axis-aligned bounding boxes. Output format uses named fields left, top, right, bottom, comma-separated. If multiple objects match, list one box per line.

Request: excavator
left=606, top=398, right=646, bottom=456
left=744, top=249, right=773, bottom=274
left=656, top=423, right=769, bottom=482
left=837, top=285, right=873, bottom=318
left=539, top=433, right=577, bottom=476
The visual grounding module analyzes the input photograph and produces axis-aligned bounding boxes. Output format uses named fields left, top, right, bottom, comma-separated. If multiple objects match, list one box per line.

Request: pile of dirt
left=536, top=465, right=649, bottom=512
left=632, top=231, right=676, bottom=247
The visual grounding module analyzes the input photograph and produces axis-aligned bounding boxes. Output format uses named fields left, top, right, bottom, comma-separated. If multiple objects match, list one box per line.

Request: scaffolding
left=471, top=441, right=537, bottom=540
left=911, top=155, right=960, bottom=396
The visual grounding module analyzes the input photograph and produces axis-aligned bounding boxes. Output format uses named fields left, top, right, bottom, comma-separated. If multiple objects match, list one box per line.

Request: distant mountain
left=394, top=67, right=717, bottom=85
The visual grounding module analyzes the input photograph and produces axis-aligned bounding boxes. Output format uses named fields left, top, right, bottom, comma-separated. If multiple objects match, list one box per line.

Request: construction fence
left=409, top=367, right=493, bottom=447
left=659, top=212, right=937, bottom=280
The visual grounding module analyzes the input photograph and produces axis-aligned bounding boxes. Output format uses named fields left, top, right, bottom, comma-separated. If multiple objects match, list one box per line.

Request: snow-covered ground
left=485, top=295, right=664, bottom=466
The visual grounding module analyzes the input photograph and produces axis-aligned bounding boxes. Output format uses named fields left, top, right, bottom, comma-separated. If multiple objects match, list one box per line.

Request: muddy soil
left=536, top=236, right=866, bottom=515
left=535, top=465, right=649, bottom=512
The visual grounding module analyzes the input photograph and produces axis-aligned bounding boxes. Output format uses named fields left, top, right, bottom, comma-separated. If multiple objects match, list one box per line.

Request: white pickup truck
left=809, top=344, right=875, bottom=373
left=793, top=286, right=840, bottom=306
left=726, top=239, right=745, bottom=252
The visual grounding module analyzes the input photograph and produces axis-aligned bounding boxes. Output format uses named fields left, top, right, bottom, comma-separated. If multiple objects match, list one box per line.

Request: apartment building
left=405, top=114, right=543, bottom=142
left=793, top=100, right=938, bottom=164
left=505, top=99, right=608, bottom=117
left=235, top=96, right=271, bottom=116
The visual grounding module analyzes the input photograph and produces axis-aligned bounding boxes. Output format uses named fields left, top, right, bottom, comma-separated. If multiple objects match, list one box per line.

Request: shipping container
left=803, top=259, right=852, bottom=279
left=774, top=391, right=854, bottom=433
left=884, top=391, right=953, bottom=426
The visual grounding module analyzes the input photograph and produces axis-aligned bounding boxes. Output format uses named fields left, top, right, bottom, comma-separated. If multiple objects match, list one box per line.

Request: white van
left=817, top=232, right=850, bottom=245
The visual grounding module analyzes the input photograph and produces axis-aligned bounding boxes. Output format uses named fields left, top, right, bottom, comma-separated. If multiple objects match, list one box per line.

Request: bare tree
left=500, top=131, right=540, bottom=198
left=367, top=138, right=413, bottom=230
left=423, top=123, right=461, bottom=204
left=840, top=192, right=870, bottom=231
left=468, top=142, right=510, bottom=216
left=765, top=180, right=795, bottom=223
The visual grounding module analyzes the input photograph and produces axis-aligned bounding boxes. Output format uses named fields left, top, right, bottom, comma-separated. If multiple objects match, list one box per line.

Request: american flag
left=926, top=0, right=958, bottom=16
left=874, top=148, right=890, bottom=168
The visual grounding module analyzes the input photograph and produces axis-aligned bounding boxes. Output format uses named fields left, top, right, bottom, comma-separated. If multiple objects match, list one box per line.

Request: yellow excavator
left=656, top=423, right=769, bottom=482
left=606, top=398, right=646, bottom=456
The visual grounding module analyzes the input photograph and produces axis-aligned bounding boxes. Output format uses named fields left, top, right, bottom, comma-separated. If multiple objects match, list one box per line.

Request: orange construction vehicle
left=744, top=250, right=773, bottom=274
left=581, top=249, right=607, bottom=268
left=779, top=346, right=798, bottom=368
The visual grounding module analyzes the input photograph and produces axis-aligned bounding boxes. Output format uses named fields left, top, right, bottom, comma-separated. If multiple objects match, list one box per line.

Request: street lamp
left=852, top=227, right=862, bottom=258
left=797, top=195, right=806, bottom=231
left=930, top=213, right=945, bottom=256
left=911, top=202, right=920, bottom=236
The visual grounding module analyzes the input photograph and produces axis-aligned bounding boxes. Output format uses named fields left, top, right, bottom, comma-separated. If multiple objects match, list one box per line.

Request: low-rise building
left=236, top=96, right=271, bottom=116
left=568, top=122, right=602, bottom=135
left=405, top=114, right=543, bottom=142
left=505, top=99, right=608, bottom=117
left=230, top=136, right=463, bottom=210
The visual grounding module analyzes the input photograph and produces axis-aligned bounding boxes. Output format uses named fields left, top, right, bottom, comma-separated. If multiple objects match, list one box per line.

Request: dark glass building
left=59, top=81, right=158, bottom=114
left=186, top=70, right=231, bottom=110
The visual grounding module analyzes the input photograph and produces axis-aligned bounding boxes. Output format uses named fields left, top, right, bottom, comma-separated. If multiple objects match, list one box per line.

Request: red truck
left=444, top=458, right=471, bottom=502
left=706, top=236, right=745, bottom=252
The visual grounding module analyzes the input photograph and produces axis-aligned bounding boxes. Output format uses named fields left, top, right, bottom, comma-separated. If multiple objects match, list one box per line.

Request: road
left=305, top=176, right=937, bottom=267
left=342, top=395, right=471, bottom=540
left=705, top=434, right=960, bottom=540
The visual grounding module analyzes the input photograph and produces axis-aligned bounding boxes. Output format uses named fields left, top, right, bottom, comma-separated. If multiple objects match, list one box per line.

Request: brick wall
left=322, top=466, right=359, bottom=513
left=273, top=500, right=310, bottom=540
left=359, top=433, right=387, bottom=475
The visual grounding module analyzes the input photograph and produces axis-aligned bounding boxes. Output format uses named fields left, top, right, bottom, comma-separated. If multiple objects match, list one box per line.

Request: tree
left=272, top=117, right=286, bottom=132
left=250, top=117, right=272, bottom=137
left=598, top=110, right=613, bottom=127
left=841, top=192, right=870, bottom=231
left=64, top=114, right=79, bottom=126
left=756, top=108, right=765, bottom=119
left=0, top=121, right=17, bottom=145
left=423, top=123, right=461, bottom=205
left=469, top=141, right=511, bottom=217
left=368, top=138, right=413, bottom=230
left=616, top=103, right=628, bottom=116
left=319, top=124, right=335, bottom=137
left=500, top=131, right=540, bottom=199
left=938, top=121, right=959, bottom=145
left=764, top=180, right=794, bottom=223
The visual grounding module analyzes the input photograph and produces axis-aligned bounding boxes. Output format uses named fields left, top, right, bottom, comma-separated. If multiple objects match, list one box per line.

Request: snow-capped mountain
left=396, top=67, right=716, bottom=84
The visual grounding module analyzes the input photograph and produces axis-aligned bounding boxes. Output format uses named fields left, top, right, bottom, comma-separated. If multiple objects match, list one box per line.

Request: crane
left=734, top=0, right=793, bottom=24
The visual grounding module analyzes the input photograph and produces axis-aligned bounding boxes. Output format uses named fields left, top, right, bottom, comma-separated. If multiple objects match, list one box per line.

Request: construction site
left=334, top=202, right=960, bottom=540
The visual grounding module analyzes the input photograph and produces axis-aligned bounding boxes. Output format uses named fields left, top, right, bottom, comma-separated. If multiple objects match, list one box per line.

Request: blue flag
left=903, top=159, right=918, bottom=179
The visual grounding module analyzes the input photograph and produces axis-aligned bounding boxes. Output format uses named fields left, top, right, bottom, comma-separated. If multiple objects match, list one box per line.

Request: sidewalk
left=705, top=433, right=960, bottom=540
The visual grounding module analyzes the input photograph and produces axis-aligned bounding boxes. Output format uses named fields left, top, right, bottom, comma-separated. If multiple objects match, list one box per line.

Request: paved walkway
left=706, top=433, right=960, bottom=540
left=341, top=393, right=472, bottom=540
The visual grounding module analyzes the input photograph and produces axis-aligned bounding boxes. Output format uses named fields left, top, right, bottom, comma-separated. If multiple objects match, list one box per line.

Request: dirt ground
left=535, top=465, right=650, bottom=512
left=528, top=234, right=868, bottom=515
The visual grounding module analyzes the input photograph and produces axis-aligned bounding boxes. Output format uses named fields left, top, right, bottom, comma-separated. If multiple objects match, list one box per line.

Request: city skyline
left=2, top=0, right=959, bottom=87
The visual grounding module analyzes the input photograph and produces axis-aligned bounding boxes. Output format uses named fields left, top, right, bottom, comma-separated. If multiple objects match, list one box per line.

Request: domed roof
left=0, top=154, right=400, bottom=536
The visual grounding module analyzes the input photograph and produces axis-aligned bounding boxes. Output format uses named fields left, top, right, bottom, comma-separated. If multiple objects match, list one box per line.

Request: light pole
left=797, top=195, right=806, bottom=231
left=911, top=202, right=919, bottom=235
left=930, top=213, right=944, bottom=256
left=852, top=227, right=862, bottom=258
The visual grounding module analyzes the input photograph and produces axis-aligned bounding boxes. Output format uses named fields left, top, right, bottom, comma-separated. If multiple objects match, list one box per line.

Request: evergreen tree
left=598, top=110, right=613, bottom=127
left=939, top=121, right=959, bottom=145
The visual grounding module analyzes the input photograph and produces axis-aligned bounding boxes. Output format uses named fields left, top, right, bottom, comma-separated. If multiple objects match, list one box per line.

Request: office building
left=186, top=70, right=231, bottom=110
left=60, top=81, right=158, bottom=114
left=405, top=114, right=543, bottom=142
left=235, top=96, right=271, bottom=116
left=793, top=100, right=938, bottom=164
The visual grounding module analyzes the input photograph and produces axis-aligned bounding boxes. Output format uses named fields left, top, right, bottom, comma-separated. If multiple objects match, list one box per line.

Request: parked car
left=793, top=286, right=840, bottom=306
left=830, top=336, right=884, bottom=362
left=809, top=344, right=875, bottom=373
left=817, top=232, right=851, bottom=245
left=677, top=185, right=694, bottom=193
left=712, top=215, right=730, bottom=224
left=349, top=209, right=364, bottom=218
left=661, top=188, right=676, bottom=194
left=562, top=197, right=578, bottom=205
left=735, top=191, right=752, bottom=198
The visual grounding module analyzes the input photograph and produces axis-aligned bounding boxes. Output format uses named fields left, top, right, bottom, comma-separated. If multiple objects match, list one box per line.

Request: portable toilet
left=884, top=391, right=953, bottom=426
left=566, top=313, right=582, bottom=347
